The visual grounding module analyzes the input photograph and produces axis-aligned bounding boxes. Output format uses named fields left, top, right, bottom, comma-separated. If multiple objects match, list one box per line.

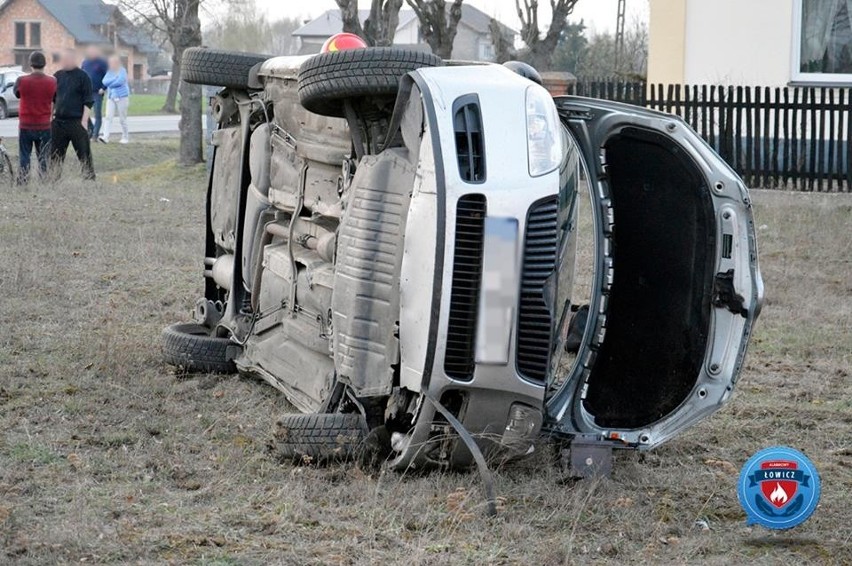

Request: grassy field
left=126, top=94, right=175, bottom=116
left=0, top=137, right=850, bottom=565
left=124, top=94, right=208, bottom=116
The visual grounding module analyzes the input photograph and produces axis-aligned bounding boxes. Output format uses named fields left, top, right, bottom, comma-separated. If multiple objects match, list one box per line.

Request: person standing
left=81, top=46, right=107, bottom=140
left=99, top=56, right=130, bottom=144
left=50, top=50, right=95, bottom=181
left=14, top=51, right=56, bottom=184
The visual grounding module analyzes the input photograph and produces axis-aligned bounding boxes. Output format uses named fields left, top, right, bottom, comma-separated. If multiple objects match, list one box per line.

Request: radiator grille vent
left=453, top=99, right=485, bottom=183
left=517, top=196, right=559, bottom=383
left=444, top=194, right=487, bottom=381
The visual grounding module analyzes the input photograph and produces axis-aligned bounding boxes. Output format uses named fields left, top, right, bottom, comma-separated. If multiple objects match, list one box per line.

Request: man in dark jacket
left=50, top=50, right=95, bottom=181
left=81, top=46, right=107, bottom=140
left=14, top=51, right=56, bottom=184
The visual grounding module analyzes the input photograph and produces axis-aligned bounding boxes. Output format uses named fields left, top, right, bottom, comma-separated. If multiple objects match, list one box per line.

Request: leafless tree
left=405, top=0, right=464, bottom=59
left=336, top=0, right=403, bottom=46
left=515, top=0, right=579, bottom=70
left=489, top=18, right=516, bottom=63
left=120, top=0, right=203, bottom=165
left=205, top=0, right=272, bottom=54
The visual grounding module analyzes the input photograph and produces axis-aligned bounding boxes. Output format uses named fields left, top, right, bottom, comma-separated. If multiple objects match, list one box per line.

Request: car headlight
left=526, top=85, right=563, bottom=177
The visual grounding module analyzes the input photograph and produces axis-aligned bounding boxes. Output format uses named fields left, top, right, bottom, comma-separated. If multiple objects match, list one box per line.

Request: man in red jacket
left=14, top=51, right=56, bottom=184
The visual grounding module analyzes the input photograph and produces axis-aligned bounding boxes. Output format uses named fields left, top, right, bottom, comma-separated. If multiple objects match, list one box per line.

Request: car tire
left=0, top=101, right=7, bottom=120
left=161, top=322, right=238, bottom=374
left=270, top=413, right=368, bottom=463
left=297, top=48, right=443, bottom=117
left=181, top=48, right=269, bottom=89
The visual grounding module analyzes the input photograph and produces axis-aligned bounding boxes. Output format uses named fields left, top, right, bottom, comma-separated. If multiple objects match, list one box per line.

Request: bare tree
left=121, top=0, right=204, bottom=164
left=336, top=0, right=403, bottom=46
left=405, top=0, right=463, bottom=59
left=515, top=0, right=579, bottom=70
left=489, top=18, right=516, bottom=63
left=119, top=0, right=206, bottom=113
left=205, top=0, right=272, bottom=54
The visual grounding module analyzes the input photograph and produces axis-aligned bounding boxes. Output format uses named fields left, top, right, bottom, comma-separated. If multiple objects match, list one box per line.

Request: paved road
left=0, top=114, right=186, bottom=138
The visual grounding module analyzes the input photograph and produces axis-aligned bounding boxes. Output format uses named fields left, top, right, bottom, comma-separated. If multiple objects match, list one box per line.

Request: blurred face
left=108, top=56, right=121, bottom=71
left=86, top=46, right=101, bottom=60
left=61, top=50, right=78, bottom=70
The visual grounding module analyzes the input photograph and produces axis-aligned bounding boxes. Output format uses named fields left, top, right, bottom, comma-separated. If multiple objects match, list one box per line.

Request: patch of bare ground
left=0, top=142, right=849, bottom=564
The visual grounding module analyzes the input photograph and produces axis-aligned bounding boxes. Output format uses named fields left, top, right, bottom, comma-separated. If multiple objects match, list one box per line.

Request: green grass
left=126, top=93, right=174, bottom=116
left=124, top=94, right=209, bottom=116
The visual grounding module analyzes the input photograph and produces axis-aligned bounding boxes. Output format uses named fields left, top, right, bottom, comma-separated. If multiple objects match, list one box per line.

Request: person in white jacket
left=99, top=56, right=130, bottom=144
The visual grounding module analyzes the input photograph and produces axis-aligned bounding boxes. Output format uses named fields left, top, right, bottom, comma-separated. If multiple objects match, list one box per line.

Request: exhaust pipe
left=204, top=254, right=234, bottom=291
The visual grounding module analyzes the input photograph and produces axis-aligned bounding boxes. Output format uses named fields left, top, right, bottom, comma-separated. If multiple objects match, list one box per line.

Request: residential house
left=648, top=0, right=852, bottom=86
left=293, top=4, right=515, bottom=61
left=0, top=0, right=160, bottom=77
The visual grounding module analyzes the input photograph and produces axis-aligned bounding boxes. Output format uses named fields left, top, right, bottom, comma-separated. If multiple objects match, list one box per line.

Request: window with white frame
left=794, top=0, right=852, bottom=82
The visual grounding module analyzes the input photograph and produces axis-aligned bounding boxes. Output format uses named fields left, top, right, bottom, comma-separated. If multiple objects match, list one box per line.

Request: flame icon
left=769, top=483, right=788, bottom=505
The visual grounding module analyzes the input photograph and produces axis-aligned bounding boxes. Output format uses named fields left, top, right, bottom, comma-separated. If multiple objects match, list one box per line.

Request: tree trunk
left=336, top=0, right=366, bottom=40
left=407, top=0, right=463, bottom=58
left=163, top=54, right=180, bottom=113
left=178, top=79, right=203, bottom=166
left=489, top=18, right=514, bottom=63
left=516, top=0, right=578, bottom=71
left=177, top=0, right=203, bottom=166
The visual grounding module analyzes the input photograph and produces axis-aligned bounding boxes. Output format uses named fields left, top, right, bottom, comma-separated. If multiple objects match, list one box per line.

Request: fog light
left=501, top=403, right=543, bottom=453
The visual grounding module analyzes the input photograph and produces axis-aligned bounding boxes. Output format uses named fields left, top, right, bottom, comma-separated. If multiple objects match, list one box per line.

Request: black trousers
left=50, top=119, right=95, bottom=180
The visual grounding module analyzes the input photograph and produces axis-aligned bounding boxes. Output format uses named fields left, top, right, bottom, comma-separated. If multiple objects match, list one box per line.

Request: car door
left=546, top=96, right=763, bottom=449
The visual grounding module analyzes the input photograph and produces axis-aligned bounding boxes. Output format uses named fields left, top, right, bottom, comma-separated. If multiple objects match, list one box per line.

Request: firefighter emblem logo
left=737, top=446, right=821, bottom=529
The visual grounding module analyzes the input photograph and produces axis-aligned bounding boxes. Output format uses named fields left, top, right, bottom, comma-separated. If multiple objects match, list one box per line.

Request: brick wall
left=0, top=0, right=149, bottom=77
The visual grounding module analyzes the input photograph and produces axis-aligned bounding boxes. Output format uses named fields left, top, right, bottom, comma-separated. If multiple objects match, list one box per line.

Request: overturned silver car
left=164, top=47, right=763, bottom=470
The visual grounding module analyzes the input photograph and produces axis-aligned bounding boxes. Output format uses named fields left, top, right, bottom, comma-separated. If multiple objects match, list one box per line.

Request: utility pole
left=615, top=0, right=626, bottom=71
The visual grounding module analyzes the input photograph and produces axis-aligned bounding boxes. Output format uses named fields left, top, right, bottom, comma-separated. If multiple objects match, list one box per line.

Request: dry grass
left=0, top=138, right=850, bottom=565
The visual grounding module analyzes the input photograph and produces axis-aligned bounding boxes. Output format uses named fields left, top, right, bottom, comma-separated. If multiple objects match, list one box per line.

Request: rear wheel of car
left=297, top=48, right=443, bottom=117
left=161, top=322, right=237, bottom=374
left=181, top=48, right=269, bottom=89
left=270, top=413, right=368, bottom=463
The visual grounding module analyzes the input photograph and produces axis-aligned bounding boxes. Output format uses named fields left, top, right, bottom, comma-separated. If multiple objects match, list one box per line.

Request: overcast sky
left=252, top=0, right=649, bottom=35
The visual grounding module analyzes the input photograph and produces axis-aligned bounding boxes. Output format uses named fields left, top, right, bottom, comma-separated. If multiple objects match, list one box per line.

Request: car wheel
left=270, top=413, right=368, bottom=463
left=0, top=101, right=7, bottom=120
left=181, top=48, right=270, bottom=89
left=161, top=322, right=238, bottom=374
left=297, top=48, right=443, bottom=118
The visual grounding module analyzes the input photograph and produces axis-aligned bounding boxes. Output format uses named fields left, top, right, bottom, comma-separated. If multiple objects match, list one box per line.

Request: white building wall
left=683, top=0, right=795, bottom=86
left=393, top=19, right=420, bottom=44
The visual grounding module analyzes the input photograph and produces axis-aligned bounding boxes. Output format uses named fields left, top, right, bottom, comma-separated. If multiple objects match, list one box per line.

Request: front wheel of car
left=270, top=413, right=368, bottom=463
left=297, top=48, right=443, bottom=117
left=161, top=322, right=238, bottom=374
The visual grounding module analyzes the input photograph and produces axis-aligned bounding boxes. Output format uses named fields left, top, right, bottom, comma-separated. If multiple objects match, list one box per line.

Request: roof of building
left=294, top=5, right=514, bottom=38
left=293, top=9, right=418, bottom=37
left=0, top=0, right=160, bottom=53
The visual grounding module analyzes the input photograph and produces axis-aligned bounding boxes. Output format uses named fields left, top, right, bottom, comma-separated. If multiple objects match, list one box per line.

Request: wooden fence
left=569, top=79, right=852, bottom=191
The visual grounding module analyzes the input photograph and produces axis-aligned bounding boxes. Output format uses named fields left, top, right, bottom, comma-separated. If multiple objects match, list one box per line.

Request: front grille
left=444, top=194, right=487, bottom=381
left=517, top=196, right=559, bottom=383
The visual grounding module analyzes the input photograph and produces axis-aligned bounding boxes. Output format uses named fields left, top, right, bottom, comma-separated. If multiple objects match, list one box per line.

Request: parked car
left=0, top=67, right=23, bottom=119
left=164, top=47, right=763, bottom=470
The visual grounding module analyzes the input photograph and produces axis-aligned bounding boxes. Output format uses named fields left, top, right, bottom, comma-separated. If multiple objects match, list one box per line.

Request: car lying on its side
left=163, top=46, right=763, bottom=469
